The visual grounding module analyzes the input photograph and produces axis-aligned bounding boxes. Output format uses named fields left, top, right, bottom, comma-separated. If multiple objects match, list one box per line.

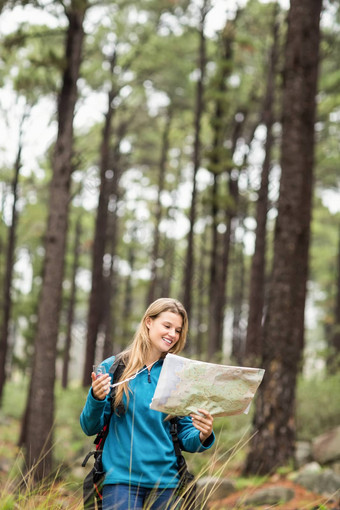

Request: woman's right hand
left=91, top=372, right=111, bottom=400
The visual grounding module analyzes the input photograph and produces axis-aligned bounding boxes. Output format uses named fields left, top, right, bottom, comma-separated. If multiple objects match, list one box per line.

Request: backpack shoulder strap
left=170, top=417, right=196, bottom=509
left=109, top=355, right=126, bottom=415
left=170, top=417, right=188, bottom=473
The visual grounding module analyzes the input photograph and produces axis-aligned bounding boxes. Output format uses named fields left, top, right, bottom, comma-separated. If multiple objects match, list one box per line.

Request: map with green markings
left=150, top=353, right=265, bottom=417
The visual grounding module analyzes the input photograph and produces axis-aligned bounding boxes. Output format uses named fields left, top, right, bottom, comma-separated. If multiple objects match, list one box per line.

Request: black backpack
left=82, top=359, right=196, bottom=509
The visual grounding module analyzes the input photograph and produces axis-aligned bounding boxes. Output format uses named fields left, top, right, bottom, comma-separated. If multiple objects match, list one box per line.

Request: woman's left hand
left=190, top=409, right=214, bottom=443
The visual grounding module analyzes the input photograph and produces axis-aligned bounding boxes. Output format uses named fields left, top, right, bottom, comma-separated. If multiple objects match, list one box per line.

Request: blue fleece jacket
left=80, top=356, right=215, bottom=489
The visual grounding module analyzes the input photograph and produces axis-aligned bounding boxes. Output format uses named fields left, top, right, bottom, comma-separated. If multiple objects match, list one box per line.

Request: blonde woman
left=80, top=298, right=214, bottom=510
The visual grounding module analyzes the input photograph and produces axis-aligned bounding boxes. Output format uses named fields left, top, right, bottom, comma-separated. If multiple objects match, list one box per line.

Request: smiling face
left=145, top=311, right=183, bottom=359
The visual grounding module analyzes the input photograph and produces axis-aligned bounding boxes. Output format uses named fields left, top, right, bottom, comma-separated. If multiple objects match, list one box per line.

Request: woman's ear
left=145, top=317, right=152, bottom=329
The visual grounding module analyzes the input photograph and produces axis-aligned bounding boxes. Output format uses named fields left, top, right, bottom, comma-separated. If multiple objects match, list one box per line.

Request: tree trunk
left=82, top=52, right=118, bottom=386
left=212, top=198, right=235, bottom=357
left=62, top=217, right=81, bottom=389
left=122, top=234, right=136, bottom=346
left=146, top=106, right=172, bottom=306
left=207, top=175, right=221, bottom=359
left=245, top=15, right=279, bottom=363
left=207, top=19, right=235, bottom=360
left=182, top=1, right=209, bottom=324
left=244, top=0, right=322, bottom=475
left=231, top=239, right=246, bottom=364
left=102, top=210, right=119, bottom=359
left=159, top=235, right=175, bottom=299
left=102, top=138, right=125, bottom=360
left=159, top=164, right=182, bottom=299
left=195, top=228, right=208, bottom=358
left=25, top=4, right=86, bottom=480
left=0, top=111, right=26, bottom=402
left=207, top=106, right=245, bottom=360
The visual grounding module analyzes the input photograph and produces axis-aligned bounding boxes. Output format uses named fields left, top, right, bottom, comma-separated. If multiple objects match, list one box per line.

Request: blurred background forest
left=0, top=0, right=340, bottom=506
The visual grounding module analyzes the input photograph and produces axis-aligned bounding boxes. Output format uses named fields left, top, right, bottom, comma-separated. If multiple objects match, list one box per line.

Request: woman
left=80, top=298, right=215, bottom=510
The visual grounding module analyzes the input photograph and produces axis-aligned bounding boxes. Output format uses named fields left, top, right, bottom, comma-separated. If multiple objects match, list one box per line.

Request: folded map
left=150, top=353, right=265, bottom=417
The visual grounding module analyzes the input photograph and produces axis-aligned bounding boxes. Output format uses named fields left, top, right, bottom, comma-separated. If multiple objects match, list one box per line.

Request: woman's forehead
left=157, top=311, right=183, bottom=327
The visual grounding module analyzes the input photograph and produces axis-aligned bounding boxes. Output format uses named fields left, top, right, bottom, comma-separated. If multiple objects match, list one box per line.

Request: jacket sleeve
left=80, top=389, right=112, bottom=436
left=176, top=416, right=215, bottom=453
left=79, top=356, right=115, bottom=436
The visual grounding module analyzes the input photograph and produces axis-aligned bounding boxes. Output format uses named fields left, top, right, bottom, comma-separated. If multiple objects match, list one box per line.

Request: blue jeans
left=102, top=484, right=179, bottom=510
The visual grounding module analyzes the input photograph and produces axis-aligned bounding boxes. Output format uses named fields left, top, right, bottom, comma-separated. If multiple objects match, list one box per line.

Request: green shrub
left=296, top=372, right=340, bottom=440
left=1, top=377, right=29, bottom=420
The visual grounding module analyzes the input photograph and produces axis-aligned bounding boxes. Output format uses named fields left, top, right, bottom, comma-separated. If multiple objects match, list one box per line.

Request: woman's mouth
left=162, top=337, right=172, bottom=345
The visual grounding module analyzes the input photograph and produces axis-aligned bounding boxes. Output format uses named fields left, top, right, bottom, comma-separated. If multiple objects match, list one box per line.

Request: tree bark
left=25, top=4, right=86, bottom=480
left=207, top=19, right=235, bottom=360
left=245, top=14, right=279, bottom=363
left=82, top=51, right=118, bottom=386
left=182, top=1, right=209, bottom=325
left=213, top=179, right=237, bottom=356
left=159, top=235, right=175, bottom=299
left=195, top=228, right=208, bottom=357
left=231, top=239, right=246, bottom=364
left=62, top=217, right=81, bottom=389
left=102, top=137, right=125, bottom=360
left=159, top=164, right=182, bottom=299
left=0, top=111, right=26, bottom=402
left=208, top=104, right=248, bottom=360
left=244, top=0, right=322, bottom=475
left=122, top=232, right=137, bottom=346
left=146, top=106, right=172, bottom=306
left=102, top=208, right=119, bottom=360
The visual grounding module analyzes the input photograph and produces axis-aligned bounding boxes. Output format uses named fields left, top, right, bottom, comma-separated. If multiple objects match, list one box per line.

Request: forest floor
left=209, top=471, right=340, bottom=510
left=1, top=444, right=340, bottom=509
left=1, top=382, right=340, bottom=510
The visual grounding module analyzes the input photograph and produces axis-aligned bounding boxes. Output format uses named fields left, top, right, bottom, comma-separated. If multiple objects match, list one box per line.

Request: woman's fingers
left=190, top=408, right=214, bottom=442
left=92, top=373, right=111, bottom=400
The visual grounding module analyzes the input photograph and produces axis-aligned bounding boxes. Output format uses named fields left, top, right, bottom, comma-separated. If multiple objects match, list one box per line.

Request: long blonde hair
left=114, top=298, right=188, bottom=411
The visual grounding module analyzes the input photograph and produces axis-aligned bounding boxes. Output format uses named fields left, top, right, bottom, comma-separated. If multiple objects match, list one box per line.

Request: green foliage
left=0, top=467, right=83, bottom=509
left=1, top=25, right=64, bottom=102
left=296, top=372, right=340, bottom=440
left=1, top=372, right=340, bottom=506
left=309, top=198, right=340, bottom=347
left=54, top=383, right=90, bottom=467
left=0, top=494, right=16, bottom=510
left=0, top=0, right=339, bottom=489
left=2, top=379, right=28, bottom=420
left=235, top=474, right=269, bottom=491
left=2, top=378, right=88, bottom=458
